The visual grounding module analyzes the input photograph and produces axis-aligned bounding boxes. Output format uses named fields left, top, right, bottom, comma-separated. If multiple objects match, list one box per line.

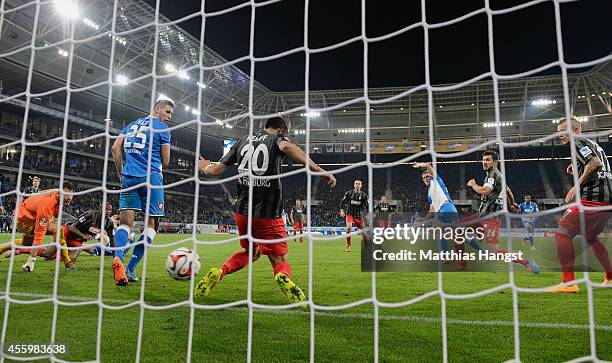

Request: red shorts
left=481, top=218, right=501, bottom=244
left=235, top=212, right=288, bottom=256
left=559, top=202, right=612, bottom=239
left=62, top=225, right=82, bottom=248
left=378, top=219, right=389, bottom=229
left=346, top=215, right=365, bottom=229
left=293, top=222, right=304, bottom=230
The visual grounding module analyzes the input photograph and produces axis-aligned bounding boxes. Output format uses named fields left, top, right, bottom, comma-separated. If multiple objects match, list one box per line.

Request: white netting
left=0, top=0, right=611, bottom=362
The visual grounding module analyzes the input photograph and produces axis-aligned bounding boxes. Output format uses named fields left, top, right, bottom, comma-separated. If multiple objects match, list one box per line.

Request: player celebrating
left=339, top=179, right=369, bottom=253
left=111, top=98, right=173, bottom=286
left=3, top=181, right=76, bottom=272
left=290, top=199, right=305, bottom=243
left=519, top=195, right=539, bottom=250
left=467, top=150, right=540, bottom=274
left=550, top=118, right=612, bottom=292
left=195, top=117, right=336, bottom=303
left=373, top=195, right=393, bottom=229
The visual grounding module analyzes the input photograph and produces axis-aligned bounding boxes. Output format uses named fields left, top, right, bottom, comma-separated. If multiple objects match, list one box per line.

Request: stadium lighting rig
left=531, top=98, right=557, bottom=106
left=83, top=18, right=100, bottom=30
left=54, top=0, right=79, bottom=19
left=338, top=128, right=365, bottom=133
left=177, top=70, right=190, bottom=80
left=482, top=122, right=514, bottom=128
left=300, top=111, right=321, bottom=118
left=115, top=74, right=129, bottom=86
left=552, top=116, right=589, bottom=124
left=164, top=63, right=177, bottom=73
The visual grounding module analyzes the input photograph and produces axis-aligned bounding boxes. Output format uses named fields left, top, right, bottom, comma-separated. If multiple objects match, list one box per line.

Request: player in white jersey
left=519, top=195, right=539, bottom=250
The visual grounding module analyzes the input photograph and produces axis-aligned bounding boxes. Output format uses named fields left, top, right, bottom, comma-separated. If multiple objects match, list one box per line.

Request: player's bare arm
left=565, top=156, right=603, bottom=203
left=68, top=224, right=93, bottom=241
left=506, top=186, right=519, bottom=212
left=467, top=179, right=492, bottom=196
left=278, top=140, right=336, bottom=187
left=111, top=136, right=124, bottom=179
left=161, top=144, right=170, bottom=167
left=198, top=156, right=227, bottom=177
left=412, top=162, right=434, bottom=175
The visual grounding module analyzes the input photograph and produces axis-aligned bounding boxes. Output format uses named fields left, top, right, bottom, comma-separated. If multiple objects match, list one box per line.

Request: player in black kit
left=339, top=180, right=369, bottom=252
left=196, top=117, right=336, bottom=303
left=374, top=195, right=394, bottom=229
left=41, top=202, right=115, bottom=262
left=290, top=199, right=305, bottom=243
left=550, top=118, right=612, bottom=292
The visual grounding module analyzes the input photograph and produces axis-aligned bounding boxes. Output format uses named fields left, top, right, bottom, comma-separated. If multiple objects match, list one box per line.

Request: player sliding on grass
left=111, top=98, right=173, bottom=286
left=290, top=199, right=305, bottom=243
left=519, top=195, right=539, bottom=250
left=339, top=179, right=369, bottom=253
left=40, top=202, right=115, bottom=262
left=467, top=150, right=540, bottom=274
left=195, top=117, right=336, bottom=303
left=549, top=118, right=612, bottom=293
left=0, top=181, right=77, bottom=272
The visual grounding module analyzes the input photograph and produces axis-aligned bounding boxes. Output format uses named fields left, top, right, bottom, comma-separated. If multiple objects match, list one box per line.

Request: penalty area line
left=1, top=291, right=610, bottom=331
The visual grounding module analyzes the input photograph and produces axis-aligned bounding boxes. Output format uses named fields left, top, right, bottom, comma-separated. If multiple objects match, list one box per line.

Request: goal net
left=0, top=0, right=611, bottom=362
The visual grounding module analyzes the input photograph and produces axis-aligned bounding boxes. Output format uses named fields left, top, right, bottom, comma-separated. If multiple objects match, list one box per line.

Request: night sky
left=145, top=0, right=611, bottom=91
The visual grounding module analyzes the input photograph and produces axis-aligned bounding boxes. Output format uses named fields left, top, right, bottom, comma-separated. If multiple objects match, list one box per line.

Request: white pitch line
left=1, top=292, right=611, bottom=331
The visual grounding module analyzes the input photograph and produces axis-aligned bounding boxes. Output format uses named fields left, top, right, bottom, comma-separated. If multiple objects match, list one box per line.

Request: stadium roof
left=0, top=0, right=610, bottom=149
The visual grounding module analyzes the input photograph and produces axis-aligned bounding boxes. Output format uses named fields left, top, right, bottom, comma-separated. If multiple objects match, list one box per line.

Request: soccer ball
left=165, top=247, right=201, bottom=281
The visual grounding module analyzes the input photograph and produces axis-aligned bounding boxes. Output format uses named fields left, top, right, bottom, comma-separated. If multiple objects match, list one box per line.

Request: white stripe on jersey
left=429, top=177, right=449, bottom=212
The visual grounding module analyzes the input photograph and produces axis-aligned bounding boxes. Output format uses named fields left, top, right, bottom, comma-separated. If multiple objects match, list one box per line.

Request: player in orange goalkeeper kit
left=0, top=181, right=77, bottom=272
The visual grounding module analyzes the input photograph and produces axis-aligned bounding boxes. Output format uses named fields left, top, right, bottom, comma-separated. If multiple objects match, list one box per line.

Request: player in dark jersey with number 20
left=195, top=117, right=336, bottom=304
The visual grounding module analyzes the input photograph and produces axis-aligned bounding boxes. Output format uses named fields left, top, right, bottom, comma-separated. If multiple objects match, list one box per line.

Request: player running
left=339, top=180, right=369, bottom=253
left=1, top=181, right=77, bottom=272
left=290, top=199, right=305, bottom=243
left=549, top=118, right=612, bottom=292
left=373, top=195, right=393, bottom=229
left=111, top=98, right=173, bottom=286
left=195, top=117, right=336, bottom=303
left=519, top=195, right=539, bottom=250
left=467, top=150, right=540, bottom=274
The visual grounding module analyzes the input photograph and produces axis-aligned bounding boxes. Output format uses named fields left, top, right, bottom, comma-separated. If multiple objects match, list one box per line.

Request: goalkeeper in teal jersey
left=519, top=195, right=539, bottom=250
left=111, top=98, right=173, bottom=286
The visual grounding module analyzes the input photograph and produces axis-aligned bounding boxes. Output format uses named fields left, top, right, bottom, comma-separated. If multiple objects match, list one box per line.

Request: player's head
left=264, top=116, right=288, bottom=135
left=482, top=150, right=499, bottom=171
left=381, top=195, right=387, bottom=203
left=558, top=117, right=582, bottom=145
left=295, top=198, right=301, bottom=207
left=354, top=179, right=362, bottom=191
left=153, top=98, right=175, bottom=122
left=524, top=195, right=531, bottom=203
left=102, top=202, right=113, bottom=217
left=62, top=181, right=75, bottom=206
left=32, top=176, right=40, bottom=188
left=421, top=170, right=432, bottom=186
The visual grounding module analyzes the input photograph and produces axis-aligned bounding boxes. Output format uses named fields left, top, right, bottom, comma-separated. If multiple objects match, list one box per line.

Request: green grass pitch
left=0, top=233, right=610, bottom=362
